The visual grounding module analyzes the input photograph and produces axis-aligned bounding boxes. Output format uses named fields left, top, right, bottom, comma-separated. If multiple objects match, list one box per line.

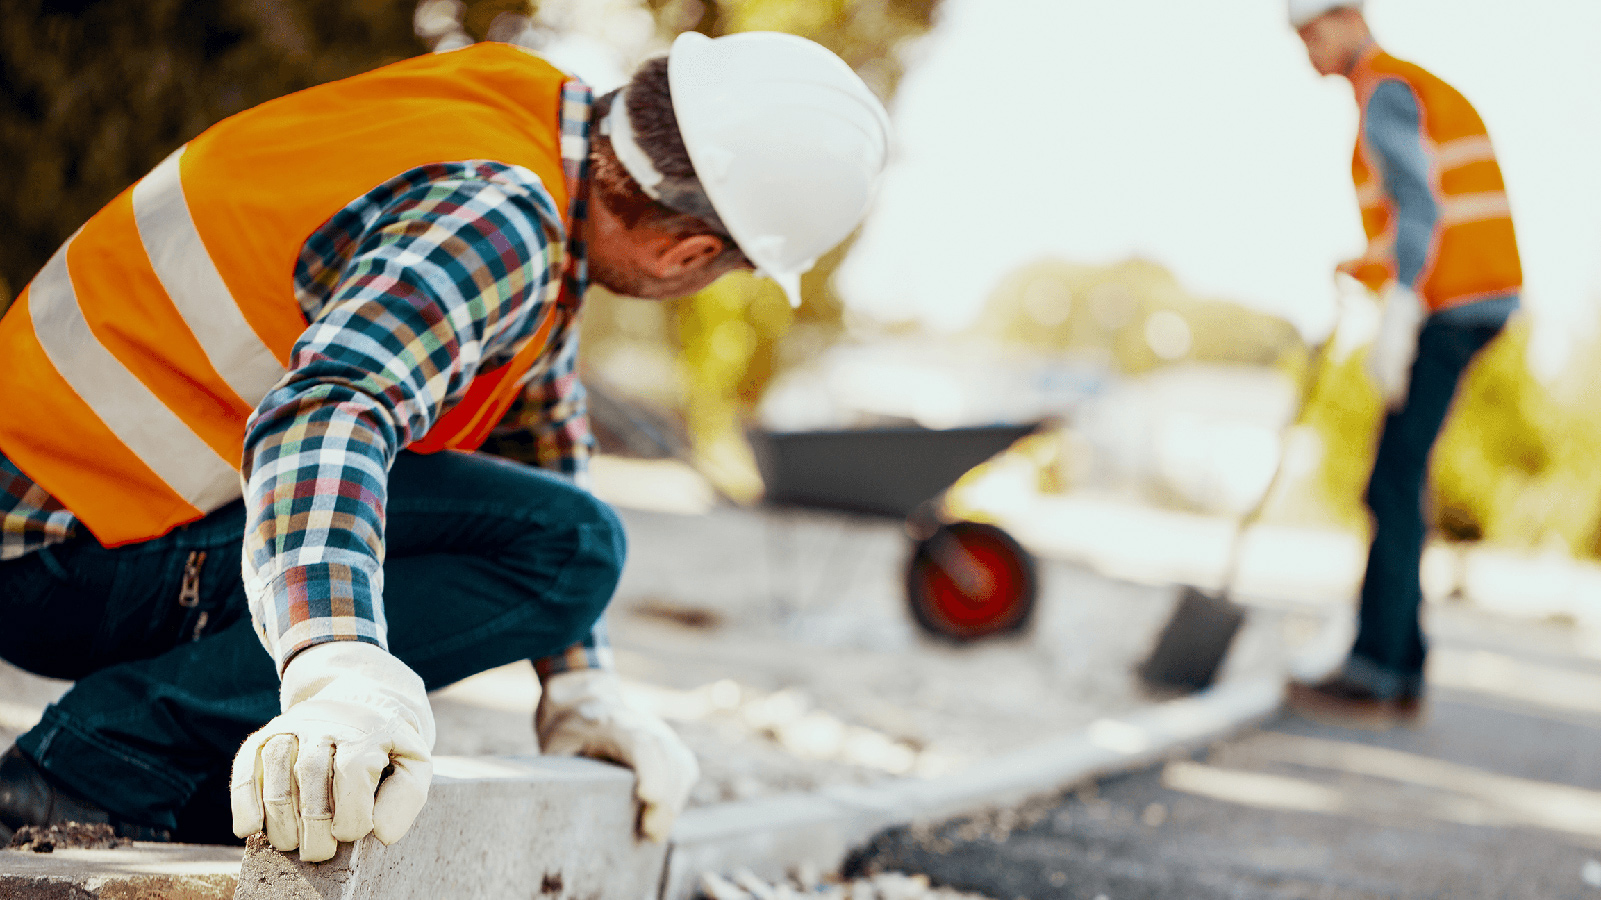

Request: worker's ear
left=648, top=233, right=726, bottom=280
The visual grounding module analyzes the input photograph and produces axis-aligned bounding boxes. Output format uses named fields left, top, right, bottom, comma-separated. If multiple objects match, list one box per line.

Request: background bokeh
left=3, top=0, right=1597, bottom=562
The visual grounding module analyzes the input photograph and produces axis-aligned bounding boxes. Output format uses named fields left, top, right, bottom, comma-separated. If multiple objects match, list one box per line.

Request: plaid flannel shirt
left=1, top=78, right=611, bottom=679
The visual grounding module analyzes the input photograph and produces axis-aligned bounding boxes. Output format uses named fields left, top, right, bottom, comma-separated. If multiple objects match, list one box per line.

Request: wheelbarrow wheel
left=905, top=521, right=1037, bottom=643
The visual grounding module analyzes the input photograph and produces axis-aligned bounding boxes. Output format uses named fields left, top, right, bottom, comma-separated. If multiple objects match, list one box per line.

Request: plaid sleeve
left=479, top=320, right=594, bottom=488
left=242, top=166, right=564, bottom=673
left=485, top=324, right=616, bottom=676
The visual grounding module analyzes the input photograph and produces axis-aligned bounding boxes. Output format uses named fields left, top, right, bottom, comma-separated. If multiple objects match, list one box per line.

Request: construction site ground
left=6, top=463, right=1597, bottom=894
left=0, top=487, right=1335, bottom=819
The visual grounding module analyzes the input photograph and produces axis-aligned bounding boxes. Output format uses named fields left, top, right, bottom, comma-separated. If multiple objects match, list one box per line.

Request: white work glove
left=230, top=642, right=435, bottom=862
left=1366, top=283, right=1425, bottom=410
left=535, top=669, right=699, bottom=842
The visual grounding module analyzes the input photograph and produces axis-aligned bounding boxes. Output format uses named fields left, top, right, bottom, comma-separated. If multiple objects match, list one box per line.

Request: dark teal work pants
left=1345, top=311, right=1507, bottom=698
left=0, top=450, right=624, bottom=840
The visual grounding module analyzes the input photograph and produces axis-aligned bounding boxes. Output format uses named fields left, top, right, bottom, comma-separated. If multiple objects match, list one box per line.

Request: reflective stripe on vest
left=134, top=148, right=289, bottom=405
left=0, top=44, right=575, bottom=546
left=1349, top=49, right=1521, bottom=310
left=28, top=233, right=247, bottom=516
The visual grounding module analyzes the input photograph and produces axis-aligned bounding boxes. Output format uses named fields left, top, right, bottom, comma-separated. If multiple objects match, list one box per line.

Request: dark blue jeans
left=1346, top=314, right=1504, bottom=698
left=0, top=450, right=624, bottom=839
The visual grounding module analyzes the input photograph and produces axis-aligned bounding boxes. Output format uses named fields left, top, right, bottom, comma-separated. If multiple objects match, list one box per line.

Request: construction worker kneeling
left=0, top=33, right=890, bottom=858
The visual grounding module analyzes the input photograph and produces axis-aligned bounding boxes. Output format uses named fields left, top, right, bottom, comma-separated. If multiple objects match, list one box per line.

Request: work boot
left=0, top=746, right=172, bottom=844
left=1286, top=674, right=1424, bottom=730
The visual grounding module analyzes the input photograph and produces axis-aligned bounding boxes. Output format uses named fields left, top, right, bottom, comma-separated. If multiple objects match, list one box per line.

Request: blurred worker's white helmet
left=666, top=31, right=891, bottom=307
left=1288, top=0, right=1363, bottom=28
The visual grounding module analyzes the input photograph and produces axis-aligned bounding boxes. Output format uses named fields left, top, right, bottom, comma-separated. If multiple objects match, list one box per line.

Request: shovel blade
left=1137, top=585, right=1246, bottom=696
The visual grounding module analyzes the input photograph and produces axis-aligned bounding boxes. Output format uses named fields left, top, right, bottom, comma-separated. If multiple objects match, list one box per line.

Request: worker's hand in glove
left=536, top=669, right=699, bottom=842
left=1366, top=283, right=1425, bottom=410
left=230, top=642, right=435, bottom=862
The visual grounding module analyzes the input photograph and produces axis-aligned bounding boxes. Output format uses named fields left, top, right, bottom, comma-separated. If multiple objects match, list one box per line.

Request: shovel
left=1138, top=280, right=1355, bottom=694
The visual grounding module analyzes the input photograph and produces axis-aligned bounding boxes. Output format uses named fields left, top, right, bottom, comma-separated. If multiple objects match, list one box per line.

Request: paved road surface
left=850, top=606, right=1601, bottom=900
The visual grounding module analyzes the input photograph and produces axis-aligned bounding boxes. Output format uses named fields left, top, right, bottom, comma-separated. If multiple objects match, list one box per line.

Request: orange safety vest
left=0, top=43, right=575, bottom=548
left=1347, top=48, right=1522, bottom=312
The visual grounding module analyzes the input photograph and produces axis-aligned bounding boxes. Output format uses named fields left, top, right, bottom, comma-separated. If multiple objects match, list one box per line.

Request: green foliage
left=1432, top=318, right=1601, bottom=555
left=980, top=255, right=1601, bottom=559
left=0, top=0, right=444, bottom=312
left=976, top=256, right=1303, bottom=373
left=642, top=0, right=937, bottom=95
left=1303, top=315, right=1601, bottom=557
left=1298, top=341, right=1381, bottom=531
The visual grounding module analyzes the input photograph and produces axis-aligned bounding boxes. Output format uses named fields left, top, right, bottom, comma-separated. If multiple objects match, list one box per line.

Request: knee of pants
left=531, top=489, right=627, bottom=642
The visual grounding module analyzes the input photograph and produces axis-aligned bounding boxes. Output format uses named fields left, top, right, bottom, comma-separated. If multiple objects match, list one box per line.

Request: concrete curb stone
left=660, top=673, right=1303, bottom=900
left=234, top=755, right=666, bottom=900
left=0, top=843, right=243, bottom=899
left=1, top=617, right=1344, bottom=900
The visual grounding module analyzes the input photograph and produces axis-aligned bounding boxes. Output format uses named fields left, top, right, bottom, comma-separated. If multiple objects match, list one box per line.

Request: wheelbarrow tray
left=749, top=422, right=1042, bottom=519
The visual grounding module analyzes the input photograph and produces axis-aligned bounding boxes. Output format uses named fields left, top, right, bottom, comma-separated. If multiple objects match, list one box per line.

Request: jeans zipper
left=179, top=550, right=209, bottom=641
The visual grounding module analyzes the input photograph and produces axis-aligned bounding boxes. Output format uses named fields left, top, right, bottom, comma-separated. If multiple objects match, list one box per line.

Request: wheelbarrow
left=748, top=422, right=1046, bottom=643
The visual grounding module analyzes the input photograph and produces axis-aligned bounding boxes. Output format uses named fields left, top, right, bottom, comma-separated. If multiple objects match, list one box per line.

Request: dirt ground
left=0, top=502, right=1333, bottom=811
left=433, top=504, right=1332, bottom=805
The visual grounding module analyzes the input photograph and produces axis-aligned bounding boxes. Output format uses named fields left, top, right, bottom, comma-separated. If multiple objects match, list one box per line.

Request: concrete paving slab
left=234, top=755, right=666, bottom=900
left=659, top=616, right=1348, bottom=899
left=0, top=843, right=241, bottom=899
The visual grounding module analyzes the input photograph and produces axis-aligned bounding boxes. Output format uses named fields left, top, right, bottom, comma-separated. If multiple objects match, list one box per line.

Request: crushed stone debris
left=698, top=868, right=1000, bottom=900
left=6, top=821, right=131, bottom=852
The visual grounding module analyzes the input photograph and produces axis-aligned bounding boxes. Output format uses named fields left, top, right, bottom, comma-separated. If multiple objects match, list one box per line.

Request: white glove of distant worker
left=1366, top=283, right=1424, bottom=410
left=536, top=669, right=699, bottom=842
left=230, top=642, right=435, bottom=862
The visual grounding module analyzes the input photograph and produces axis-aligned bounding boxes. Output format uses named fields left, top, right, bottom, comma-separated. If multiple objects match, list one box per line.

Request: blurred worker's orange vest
left=1346, top=49, right=1521, bottom=312
left=0, top=43, right=574, bottom=547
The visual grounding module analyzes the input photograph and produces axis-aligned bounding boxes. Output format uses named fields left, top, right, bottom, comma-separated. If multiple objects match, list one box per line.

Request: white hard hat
left=1288, top=0, right=1363, bottom=28
left=666, top=31, right=891, bottom=307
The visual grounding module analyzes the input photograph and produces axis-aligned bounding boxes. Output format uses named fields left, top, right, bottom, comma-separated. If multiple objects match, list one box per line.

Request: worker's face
left=585, top=197, right=748, bottom=300
left=1297, top=16, right=1349, bottom=77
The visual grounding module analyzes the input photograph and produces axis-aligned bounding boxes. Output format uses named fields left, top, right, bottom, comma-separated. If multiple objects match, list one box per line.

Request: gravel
left=698, top=867, right=1002, bottom=900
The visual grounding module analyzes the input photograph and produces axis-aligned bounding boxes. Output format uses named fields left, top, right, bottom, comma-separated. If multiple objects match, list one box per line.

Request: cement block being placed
left=0, top=843, right=242, bottom=899
left=234, top=755, right=666, bottom=900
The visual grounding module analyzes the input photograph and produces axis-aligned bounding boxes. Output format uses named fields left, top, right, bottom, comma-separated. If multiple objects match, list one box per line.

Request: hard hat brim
left=773, top=271, right=803, bottom=309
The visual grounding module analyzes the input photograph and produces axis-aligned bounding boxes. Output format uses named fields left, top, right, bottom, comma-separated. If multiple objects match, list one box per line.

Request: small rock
left=1582, top=858, right=1601, bottom=888
left=870, top=871, right=931, bottom=899
left=700, top=871, right=753, bottom=900
left=734, top=868, right=778, bottom=900
left=791, top=859, right=822, bottom=891
left=6, top=822, right=129, bottom=852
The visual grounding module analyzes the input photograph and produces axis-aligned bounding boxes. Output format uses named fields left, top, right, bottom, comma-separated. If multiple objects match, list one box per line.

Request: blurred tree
left=981, top=253, right=1601, bottom=561
left=1298, top=337, right=1382, bottom=532
left=1302, top=314, right=1601, bottom=559
left=977, top=256, right=1304, bottom=374
left=0, top=0, right=533, bottom=313
left=1434, top=319, right=1601, bottom=556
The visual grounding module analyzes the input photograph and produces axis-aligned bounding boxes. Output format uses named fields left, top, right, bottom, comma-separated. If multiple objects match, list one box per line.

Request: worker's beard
left=587, top=253, right=730, bottom=302
left=587, top=256, right=671, bottom=300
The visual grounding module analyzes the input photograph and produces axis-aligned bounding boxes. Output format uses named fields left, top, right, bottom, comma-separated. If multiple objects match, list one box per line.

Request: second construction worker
left=0, top=32, right=890, bottom=859
left=1283, top=0, right=1521, bottom=724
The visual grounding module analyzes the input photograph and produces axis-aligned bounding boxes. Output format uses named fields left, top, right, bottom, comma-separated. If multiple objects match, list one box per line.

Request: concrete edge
left=0, top=843, right=243, bottom=900
left=234, top=755, right=667, bottom=900
left=0, top=619, right=1346, bottom=900
left=660, top=615, right=1348, bottom=899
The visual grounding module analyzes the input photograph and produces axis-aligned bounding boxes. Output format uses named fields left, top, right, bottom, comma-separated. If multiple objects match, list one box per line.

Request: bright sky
left=834, top=0, right=1601, bottom=368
